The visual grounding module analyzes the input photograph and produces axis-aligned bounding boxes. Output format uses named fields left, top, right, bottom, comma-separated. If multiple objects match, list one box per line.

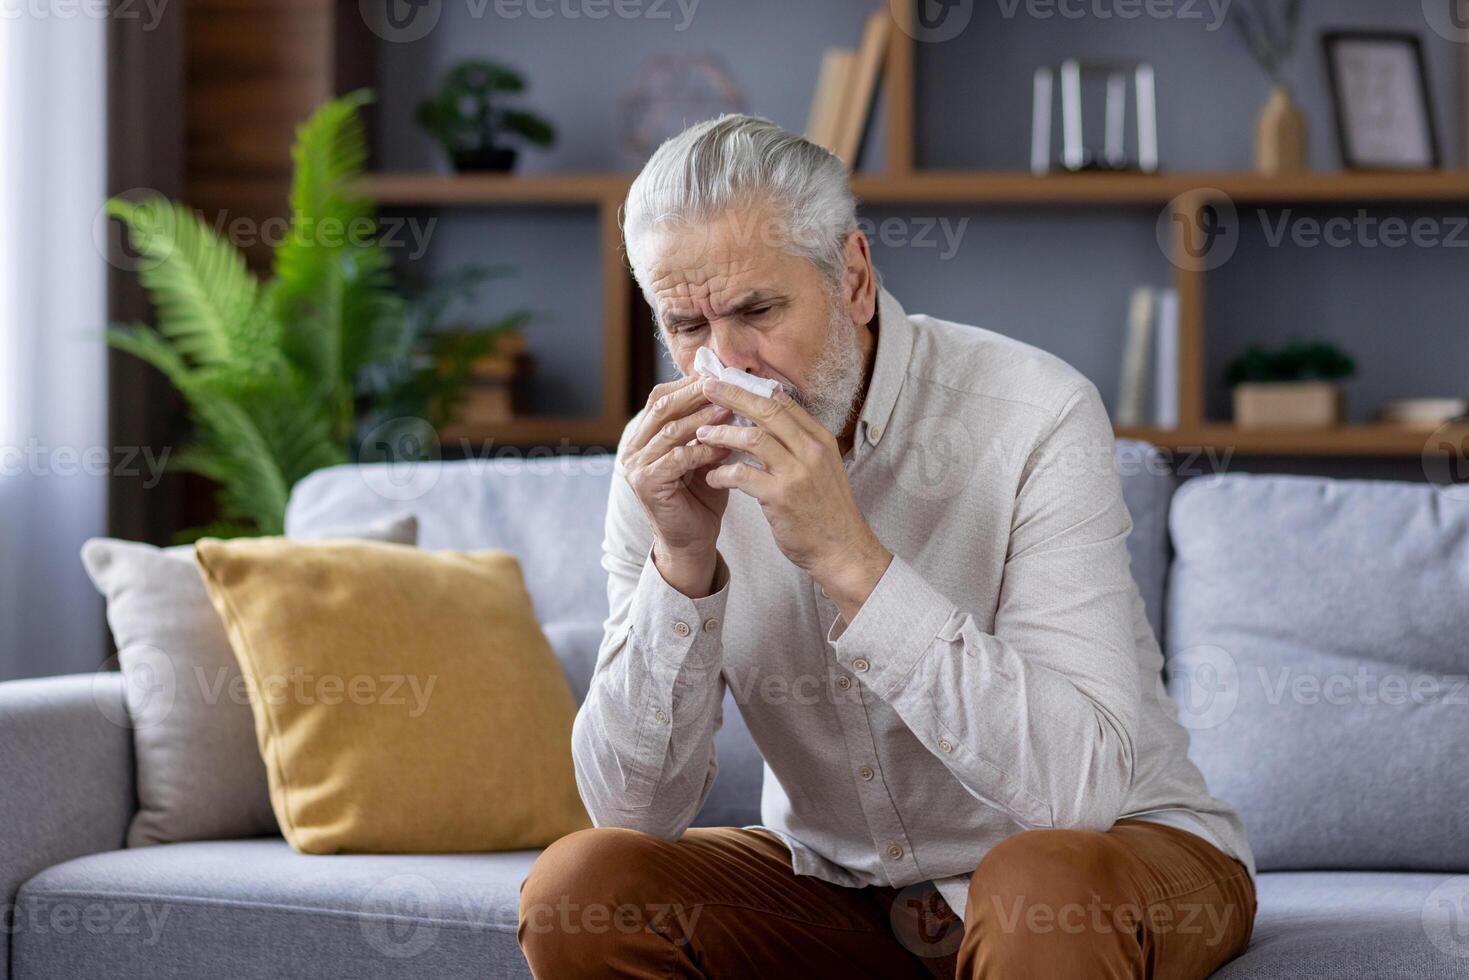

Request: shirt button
left=835, top=676, right=852, bottom=690
left=852, top=658, right=870, bottom=673
left=654, top=708, right=668, bottom=723
left=819, top=585, right=830, bottom=599
left=858, top=765, right=874, bottom=781
left=938, top=738, right=953, bottom=753
left=869, top=425, right=883, bottom=443
left=886, top=842, right=904, bottom=859
left=702, top=618, right=719, bottom=633
left=673, top=621, right=691, bottom=637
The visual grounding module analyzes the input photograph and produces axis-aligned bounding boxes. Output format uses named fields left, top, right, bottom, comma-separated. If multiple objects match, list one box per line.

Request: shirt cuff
left=629, top=545, right=731, bottom=671
left=828, top=554, right=955, bottom=699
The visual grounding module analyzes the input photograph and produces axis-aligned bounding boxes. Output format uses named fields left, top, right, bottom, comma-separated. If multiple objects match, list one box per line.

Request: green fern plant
left=108, top=90, right=405, bottom=539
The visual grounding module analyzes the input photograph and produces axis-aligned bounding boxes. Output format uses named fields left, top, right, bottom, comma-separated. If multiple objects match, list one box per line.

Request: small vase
left=450, top=146, right=519, bottom=173
left=1255, top=86, right=1307, bottom=176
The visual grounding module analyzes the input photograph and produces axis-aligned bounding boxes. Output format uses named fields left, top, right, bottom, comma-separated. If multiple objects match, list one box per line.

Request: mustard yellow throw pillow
left=193, top=536, right=589, bottom=854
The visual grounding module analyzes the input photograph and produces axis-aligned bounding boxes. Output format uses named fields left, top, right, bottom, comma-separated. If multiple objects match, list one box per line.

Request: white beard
left=783, top=293, right=865, bottom=437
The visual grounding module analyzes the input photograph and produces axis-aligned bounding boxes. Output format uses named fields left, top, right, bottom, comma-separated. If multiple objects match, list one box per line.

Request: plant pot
left=1255, top=86, right=1307, bottom=176
left=1233, top=381, right=1343, bottom=429
left=450, top=146, right=519, bottom=173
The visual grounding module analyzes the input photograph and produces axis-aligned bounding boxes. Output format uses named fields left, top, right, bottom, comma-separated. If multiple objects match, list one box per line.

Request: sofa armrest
left=0, top=674, right=134, bottom=979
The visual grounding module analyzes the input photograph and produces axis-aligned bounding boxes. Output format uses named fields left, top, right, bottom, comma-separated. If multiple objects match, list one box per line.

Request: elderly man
left=519, top=115, right=1256, bottom=978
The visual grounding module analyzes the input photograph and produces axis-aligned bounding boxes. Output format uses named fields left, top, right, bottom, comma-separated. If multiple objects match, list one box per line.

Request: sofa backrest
left=1166, top=473, right=1469, bottom=872
left=285, top=441, right=1176, bottom=828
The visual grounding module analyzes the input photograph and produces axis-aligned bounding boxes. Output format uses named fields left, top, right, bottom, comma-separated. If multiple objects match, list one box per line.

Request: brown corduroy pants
left=518, top=817, right=1257, bottom=978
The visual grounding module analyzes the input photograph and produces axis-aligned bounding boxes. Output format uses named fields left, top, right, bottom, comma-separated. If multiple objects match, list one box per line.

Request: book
left=1153, top=288, right=1180, bottom=428
left=1115, top=286, right=1157, bottom=427
left=831, top=11, right=891, bottom=168
left=806, top=49, right=855, bottom=152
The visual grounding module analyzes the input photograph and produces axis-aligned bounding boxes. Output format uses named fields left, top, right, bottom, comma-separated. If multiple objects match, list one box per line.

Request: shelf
left=363, top=173, right=631, bottom=205
left=437, top=416, right=627, bottom=449
left=852, top=170, right=1469, bottom=205
left=1115, top=422, right=1469, bottom=457
left=362, top=170, right=1469, bottom=208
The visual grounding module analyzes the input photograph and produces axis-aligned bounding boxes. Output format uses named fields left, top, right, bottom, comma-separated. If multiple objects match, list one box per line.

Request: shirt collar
left=855, top=285, right=913, bottom=448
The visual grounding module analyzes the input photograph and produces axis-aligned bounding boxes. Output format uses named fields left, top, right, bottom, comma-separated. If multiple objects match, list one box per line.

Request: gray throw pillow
left=80, top=515, right=418, bottom=847
left=1167, top=475, right=1469, bottom=871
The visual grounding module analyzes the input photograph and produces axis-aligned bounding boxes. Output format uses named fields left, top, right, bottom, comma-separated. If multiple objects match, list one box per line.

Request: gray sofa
left=5, top=441, right=1468, bottom=979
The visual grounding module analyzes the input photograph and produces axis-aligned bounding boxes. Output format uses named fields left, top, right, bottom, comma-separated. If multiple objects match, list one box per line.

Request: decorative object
left=106, top=92, right=402, bottom=538
left=1231, top=0, right=1307, bottom=174
left=442, top=329, right=533, bottom=430
left=361, top=266, right=532, bottom=436
left=1377, top=397, right=1469, bottom=428
left=619, top=52, right=746, bottom=166
left=193, top=536, right=590, bottom=854
left=1031, top=59, right=1158, bottom=175
left=416, top=60, right=556, bottom=173
left=1227, top=341, right=1356, bottom=428
left=78, top=516, right=417, bottom=848
left=1323, top=31, right=1441, bottom=170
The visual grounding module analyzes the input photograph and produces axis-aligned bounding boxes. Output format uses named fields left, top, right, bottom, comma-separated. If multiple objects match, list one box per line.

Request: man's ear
left=840, top=229, right=878, bottom=327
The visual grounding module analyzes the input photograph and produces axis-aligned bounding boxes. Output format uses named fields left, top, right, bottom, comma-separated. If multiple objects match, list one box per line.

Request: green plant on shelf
left=417, top=60, right=557, bottom=173
left=359, top=265, right=530, bottom=434
left=1225, top=341, right=1356, bottom=386
left=106, top=89, right=526, bottom=540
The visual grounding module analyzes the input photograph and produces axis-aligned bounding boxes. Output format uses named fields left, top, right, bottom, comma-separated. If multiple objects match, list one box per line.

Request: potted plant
left=417, top=60, right=556, bottom=172
left=1226, top=341, right=1356, bottom=429
left=1231, top=0, right=1306, bottom=175
left=107, top=90, right=527, bottom=539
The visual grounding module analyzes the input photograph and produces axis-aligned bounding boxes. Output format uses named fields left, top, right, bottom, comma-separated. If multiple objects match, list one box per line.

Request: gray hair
left=621, top=114, right=859, bottom=315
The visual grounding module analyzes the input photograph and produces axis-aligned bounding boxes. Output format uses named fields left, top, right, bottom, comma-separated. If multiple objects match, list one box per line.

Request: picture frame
left=1322, top=31, right=1441, bottom=171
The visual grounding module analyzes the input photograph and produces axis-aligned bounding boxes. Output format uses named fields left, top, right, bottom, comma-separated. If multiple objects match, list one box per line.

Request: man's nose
left=708, top=325, right=759, bottom=375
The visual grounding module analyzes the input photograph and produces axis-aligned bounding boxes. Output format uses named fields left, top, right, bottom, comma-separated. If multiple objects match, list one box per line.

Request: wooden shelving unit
left=366, top=4, right=1469, bottom=456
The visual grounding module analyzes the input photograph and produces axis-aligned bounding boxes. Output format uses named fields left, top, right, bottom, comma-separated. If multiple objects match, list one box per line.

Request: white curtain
left=0, top=8, right=109, bottom=679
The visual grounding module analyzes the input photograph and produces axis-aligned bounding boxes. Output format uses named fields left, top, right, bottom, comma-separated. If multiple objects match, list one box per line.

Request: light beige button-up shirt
left=574, top=286, right=1255, bottom=921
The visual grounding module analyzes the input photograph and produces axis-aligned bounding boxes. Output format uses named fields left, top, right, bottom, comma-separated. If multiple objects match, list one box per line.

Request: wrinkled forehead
left=646, top=208, right=800, bottom=315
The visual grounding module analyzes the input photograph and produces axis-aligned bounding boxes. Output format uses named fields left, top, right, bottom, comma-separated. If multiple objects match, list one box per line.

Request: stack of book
left=1115, top=285, right=1180, bottom=429
left=804, top=11, right=891, bottom=169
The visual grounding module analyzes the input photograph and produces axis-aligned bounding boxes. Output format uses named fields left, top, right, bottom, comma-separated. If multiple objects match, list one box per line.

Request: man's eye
left=746, top=306, right=773, bottom=318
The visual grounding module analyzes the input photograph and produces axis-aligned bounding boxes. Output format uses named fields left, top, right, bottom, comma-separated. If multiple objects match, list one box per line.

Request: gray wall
left=374, top=0, right=1467, bottom=479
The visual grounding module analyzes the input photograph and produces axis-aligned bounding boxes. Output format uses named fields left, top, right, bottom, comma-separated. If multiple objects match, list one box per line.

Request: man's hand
left=693, top=377, right=893, bottom=621
left=621, top=374, right=735, bottom=597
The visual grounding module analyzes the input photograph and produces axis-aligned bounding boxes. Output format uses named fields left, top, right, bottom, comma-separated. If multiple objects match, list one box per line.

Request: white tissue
left=693, top=346, right=779, bottom=429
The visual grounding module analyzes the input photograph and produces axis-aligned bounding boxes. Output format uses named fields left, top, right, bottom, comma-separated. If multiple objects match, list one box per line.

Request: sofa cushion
left=12, top=839, right=537, bottom=980
left=1214, top=871, right=1469, bottom=979
left=194, top=538, right=589, bottom=854
left=1167, top=475, right=1469, bottom=871
left=16, top=844, right=1469, bottom=980
left=1113, top=439, right=1175, bottom=642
